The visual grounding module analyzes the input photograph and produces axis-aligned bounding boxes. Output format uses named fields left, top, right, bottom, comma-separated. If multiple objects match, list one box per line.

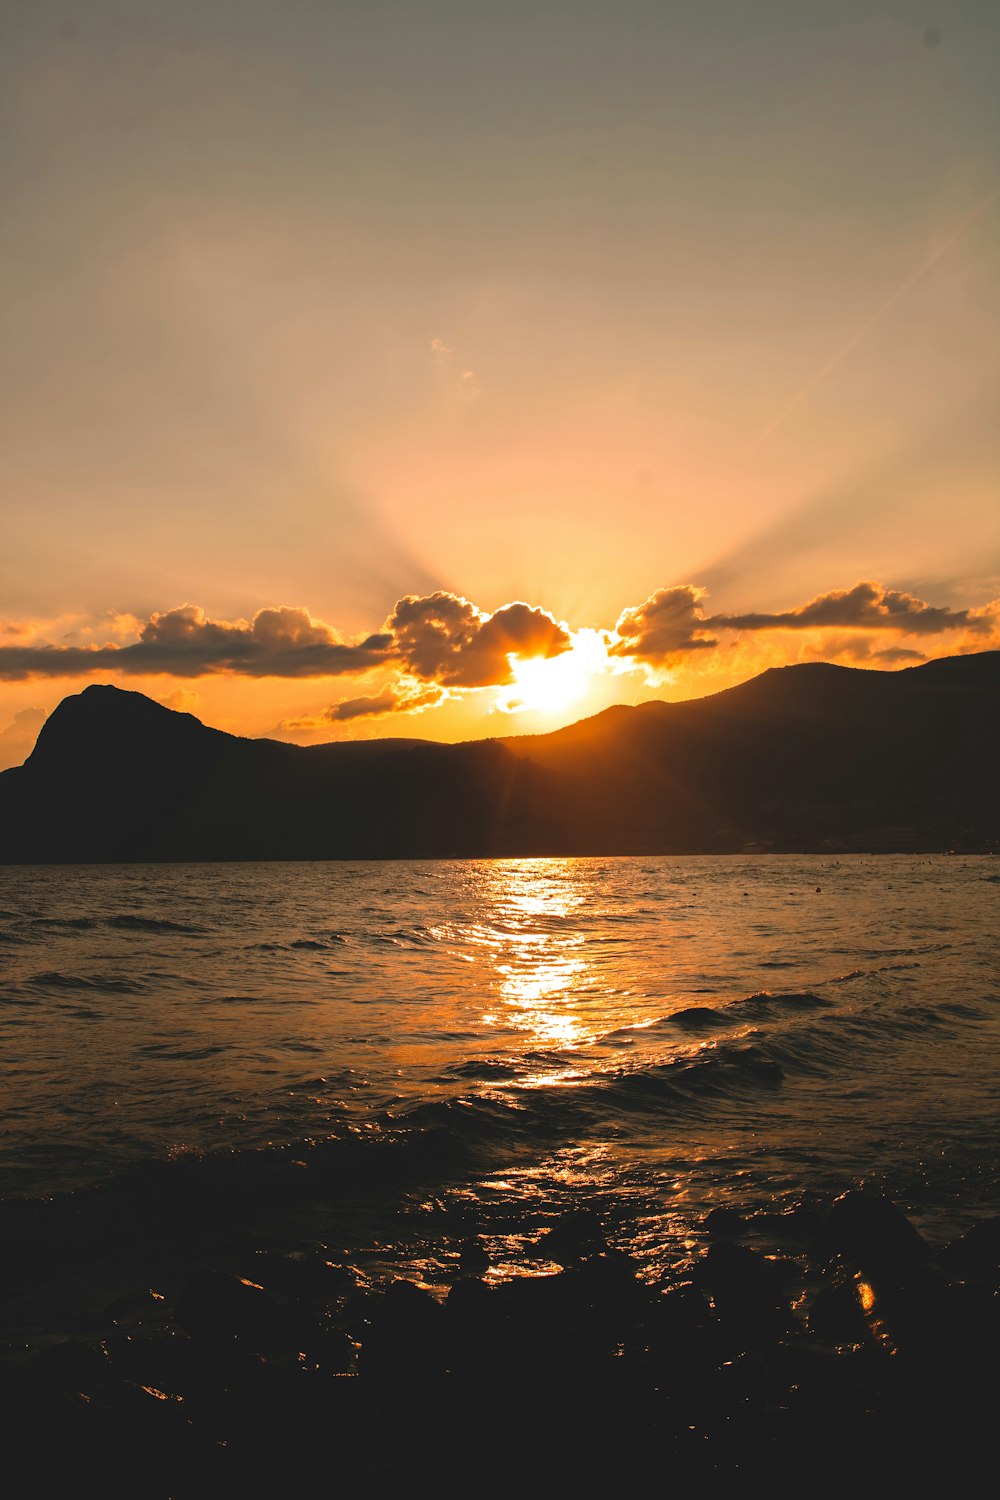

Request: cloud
left=609, top=586, right=717, bottom=662
left=608, top=580, right=999, bottom=669
left=1, top=582, right=994, bottom=695
left=0, top=604, right=395, bottom=681
left=324, top=681, right=446, bottom=722
left=284, top=679, right=447, bottom=729
left=798, top=634, right=929, bottom=666
left=712, top=581, right=987, bottom=636
left=0, top=705, right=47, bottom=768
left=80, top=611, right=144, bottom=641
left=965, top=598, right=1000, bottom=637
left=0, top=594, right=570, bottom=687
left=429, top=335, right=481, bottom=404
left=387, top=593, right=571, bottom=687
left=160, top=687, right=203, bottom=714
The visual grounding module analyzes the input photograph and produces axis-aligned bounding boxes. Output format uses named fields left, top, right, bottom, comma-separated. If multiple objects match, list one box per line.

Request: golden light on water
left=495, top=947, right=588, bottom=1049
left=473, top=860, right=598, bottom=1053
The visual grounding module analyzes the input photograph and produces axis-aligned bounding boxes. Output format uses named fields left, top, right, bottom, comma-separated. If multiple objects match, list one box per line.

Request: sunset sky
left=2, top=0, right=999, bottom=768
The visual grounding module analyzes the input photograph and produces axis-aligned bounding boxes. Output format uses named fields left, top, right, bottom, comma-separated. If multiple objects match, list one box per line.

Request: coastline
left=3, top=854, right=996, bottom=1491
left=2, top=1184, right=997, bottom=1495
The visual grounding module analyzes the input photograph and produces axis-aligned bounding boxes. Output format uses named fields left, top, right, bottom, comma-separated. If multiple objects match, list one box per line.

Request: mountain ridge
left=2, top=651, right=998, bottom=860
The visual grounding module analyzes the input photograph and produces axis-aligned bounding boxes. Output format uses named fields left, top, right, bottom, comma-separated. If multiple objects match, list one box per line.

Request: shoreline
left=3, top=849, right=999, bottom=866
left=3, top=1185, right=998, bottom=1495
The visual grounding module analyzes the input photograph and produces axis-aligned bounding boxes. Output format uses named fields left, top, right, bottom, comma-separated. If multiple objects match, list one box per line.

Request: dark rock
left=541, top=1207, right=606, bottom=1264
left=937, top=1280, right=1000, bottom=1367
left=173, top=1269, right=316, bottom=1353
left=753, top=1205, right=824, bottom=1246
left=704, top=1206, right=743, bottom=1239
left=32, top=1339, right=110, bottom=1390
left=106, top=1332, right=201, bottom=1394
left=570, top=1249, right=639, bottom=1298
left=806, top=1278, right=871, bottom=1346
left=939, top=1216, right=1000, bottom=1275
left=817, top=1190, right=930, bottom=1270
left=457, top=1238, right=490, bottom=1277
left=491, top=1269, right=579, bottom=1330
left=300, top=1326, right=356, bottom=1373
left=694, top=1241, right=793, bottom=1336
left=339, top=1287, right=380, bottom=1341
left=853, top=1258, right=956, bottom=1358
left=445, top=1276, right=503, bottom=1374
left=4, top=1389, right=116, bottom=1480
left=103, top=1287, right=166, bottom=1324
left=484, top=1270, right=610, bottom=1377
left=359, top=1279, right=446, bottom=1381
left=565, top=1252, right=645, bottom=1348
left=648, top=1282, right=714, bottom=1337
left=252, top=1250, right=360, bottom=1303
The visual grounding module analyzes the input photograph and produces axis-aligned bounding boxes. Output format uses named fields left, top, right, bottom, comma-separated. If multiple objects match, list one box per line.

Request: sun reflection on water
left=472, top=859, right=596, bottom=1053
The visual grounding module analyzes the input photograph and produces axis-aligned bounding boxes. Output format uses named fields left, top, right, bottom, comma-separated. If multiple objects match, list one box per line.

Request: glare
left=501, top=630, right=608, bottom=716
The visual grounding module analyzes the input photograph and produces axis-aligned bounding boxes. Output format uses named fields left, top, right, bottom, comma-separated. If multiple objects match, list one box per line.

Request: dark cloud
left=387, top=593, right=571, bottom=687
left=0, top=595, right=571, bottom=685
left=323, top=682, right=446, bottom=722
left=872, top=646, right=927, bottom=664
left=609, top=586, right=717, bottom=662
left=0, top=605, right=395, bottom=681
left=804, top=634, right=928, bottom=666
left=281, top=679, right=447, bottom=729
left=712, top=581, right=983, bottom=635
left=2, top=582, right=993, bottom=689
left=609, top=579, right=996, bottom=668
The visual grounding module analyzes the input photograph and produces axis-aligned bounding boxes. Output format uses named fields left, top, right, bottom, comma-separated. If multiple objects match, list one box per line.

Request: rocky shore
left=2, top=1187, right=998, bottom=1496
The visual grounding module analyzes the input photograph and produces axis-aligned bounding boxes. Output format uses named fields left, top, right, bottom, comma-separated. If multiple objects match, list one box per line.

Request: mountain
left=1, top=651, right=998, bottom=860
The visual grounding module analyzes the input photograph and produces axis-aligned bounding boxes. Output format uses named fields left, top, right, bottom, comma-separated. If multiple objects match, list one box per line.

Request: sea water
left=1, top=856, right=998, bottom=1295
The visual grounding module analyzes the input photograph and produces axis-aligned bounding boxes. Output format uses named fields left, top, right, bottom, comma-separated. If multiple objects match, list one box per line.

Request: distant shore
left=4, top=654, right=998, bottom=861
left=2, top=845, right=998, bottom=865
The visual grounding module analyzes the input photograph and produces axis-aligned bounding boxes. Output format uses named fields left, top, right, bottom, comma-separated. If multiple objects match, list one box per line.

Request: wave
left=366, top=926, right=440, bottom=948
left=25, top=914, right=209, bottom=936
left=2, top=964, right=994, bottom=1262
left=601, top=988, right=835, bottom=1045
left=445, top=1058, right=525, bottom=1081
left=726, top=990, right=834, bottom=1018
left=136, top=1041, right=230, bottom=1060
left=0, top=1035, right=791, bottom=1259
left=251, top=933, right=350, bottom=952
left=26, top=970, right=143, bottom=993
left=664, top=1006, right=732, bottom=1031
left=106, top=915, right=210, bottom=935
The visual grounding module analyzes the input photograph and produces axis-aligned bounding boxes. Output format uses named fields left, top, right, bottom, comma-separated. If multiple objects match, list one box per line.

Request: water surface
left=2, top=856, right=998, bottom=1279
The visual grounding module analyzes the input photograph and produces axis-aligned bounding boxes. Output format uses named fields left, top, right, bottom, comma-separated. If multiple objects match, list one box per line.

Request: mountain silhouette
left=1, top=651, right=998, bottom=860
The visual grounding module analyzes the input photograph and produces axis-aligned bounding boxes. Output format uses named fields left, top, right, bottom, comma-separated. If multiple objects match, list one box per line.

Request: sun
left=502, top=631, right=607, bottom=716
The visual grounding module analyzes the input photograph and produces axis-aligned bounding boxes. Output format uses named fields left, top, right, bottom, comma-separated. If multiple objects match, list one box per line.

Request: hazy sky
left=2, top=1, right=998, bottom=764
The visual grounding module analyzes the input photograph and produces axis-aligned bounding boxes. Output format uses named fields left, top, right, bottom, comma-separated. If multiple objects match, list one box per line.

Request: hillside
left=1, top=652, right=997, bottom=859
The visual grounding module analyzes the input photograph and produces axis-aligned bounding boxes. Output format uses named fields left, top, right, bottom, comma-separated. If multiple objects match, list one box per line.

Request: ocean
left=2, top=855, right=998, bottom=1300
left=3, top=853, right=999, bottom=1494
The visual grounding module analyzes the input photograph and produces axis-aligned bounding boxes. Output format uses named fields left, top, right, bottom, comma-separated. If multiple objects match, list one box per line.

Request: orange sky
left=2, top=2, right=998, bottom=767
